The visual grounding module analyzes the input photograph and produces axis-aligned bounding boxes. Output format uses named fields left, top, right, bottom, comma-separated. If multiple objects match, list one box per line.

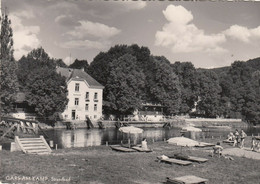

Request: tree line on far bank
left=1, top=14, right=260, bottom=125
left=87, top=44, right=260, bottom=125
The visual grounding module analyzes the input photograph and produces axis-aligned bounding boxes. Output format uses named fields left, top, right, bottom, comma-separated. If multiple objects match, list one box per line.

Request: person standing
left=233, top=129, right=240, bottom=147
left=240, top=130, right=247, bottom=149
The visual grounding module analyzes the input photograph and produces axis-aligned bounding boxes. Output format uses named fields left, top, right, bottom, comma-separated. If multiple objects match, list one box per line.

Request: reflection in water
left=43, top=127, right=260, bottom=149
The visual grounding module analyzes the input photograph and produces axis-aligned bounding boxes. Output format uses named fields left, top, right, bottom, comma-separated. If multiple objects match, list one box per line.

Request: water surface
left=43, top=127, right=260, bottom=149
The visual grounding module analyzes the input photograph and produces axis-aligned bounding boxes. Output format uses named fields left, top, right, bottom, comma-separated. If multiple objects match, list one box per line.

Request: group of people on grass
left=227, top=129, right=260, bottom=151
left=227, top=129, right=247, bottom=148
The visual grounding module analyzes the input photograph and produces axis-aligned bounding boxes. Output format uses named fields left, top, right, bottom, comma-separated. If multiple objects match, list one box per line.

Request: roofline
left=67, top=78, right=104, bottom=89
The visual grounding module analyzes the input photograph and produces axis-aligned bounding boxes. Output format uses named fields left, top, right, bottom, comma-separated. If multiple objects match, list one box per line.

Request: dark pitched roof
left=56, top=67, right=104, bottom=88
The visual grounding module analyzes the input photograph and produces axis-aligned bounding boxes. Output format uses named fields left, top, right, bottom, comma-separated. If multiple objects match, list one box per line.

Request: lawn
left=0, top=138, right=260, bottom=184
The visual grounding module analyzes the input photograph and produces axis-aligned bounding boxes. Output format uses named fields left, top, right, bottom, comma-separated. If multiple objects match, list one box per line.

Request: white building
left=57, top=67, right=104, bottom=122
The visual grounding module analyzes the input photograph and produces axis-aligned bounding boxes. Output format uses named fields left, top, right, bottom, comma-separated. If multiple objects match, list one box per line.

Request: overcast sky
left=2, top=0, right=260, bottom=68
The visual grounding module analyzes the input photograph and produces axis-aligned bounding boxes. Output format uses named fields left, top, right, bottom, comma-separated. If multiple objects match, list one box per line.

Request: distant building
left=133, top=103, right=165, bottom=122
left=56, top=67, right=104, bottom=122
left=10, top=92, right=36, bottom=120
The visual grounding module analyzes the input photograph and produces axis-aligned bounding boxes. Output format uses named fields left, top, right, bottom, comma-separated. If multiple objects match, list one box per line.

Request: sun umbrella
left=119, top=126, right=143, bottom=147
left=119, top=126, right=143, bottom=134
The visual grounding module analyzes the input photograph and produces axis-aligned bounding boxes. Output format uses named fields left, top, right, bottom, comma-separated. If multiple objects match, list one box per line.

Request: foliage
left=89, top=44, right=181, bottom=115
left=54, top=58, right=67, bottom=68
left=69, top=59, right=89, bottom=71
left=0, top=13, right=19, bottom=114
left=106, top=54, right=145, bottom=115
left=171, top=62, right=199, bottom=114
left=219, top=61, right=260, bottom=124
left=24, top=66, right=68, bottom=118
left=88, top=45, right=129, bottom=86
left=196, top=70, right=222, bottom=118
left=147, top=56, right=181, bottom=115
left=17, top=48, right=68, bottom=119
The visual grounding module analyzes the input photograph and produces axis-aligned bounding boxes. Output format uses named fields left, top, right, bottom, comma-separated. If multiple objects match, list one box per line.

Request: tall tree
left=196, top=70, right=222, bottom=118
left=24, top=66, right=68, bottom=120
left=106, top=54, right=145, bottom=115
left=220, top=61, right=260, bottom=124
left=146, top=56, right=181, bottom=115
left=88, top=44, right=129, bottom=86
left=17, top=48, right=68, bottom=121
left=171, top=62, right=199, bottom=114
left=0, top=13, right=19, bottom=114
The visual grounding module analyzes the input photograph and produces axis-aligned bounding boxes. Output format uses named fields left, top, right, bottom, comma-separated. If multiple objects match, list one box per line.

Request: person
left=141, top=138, right=148, bottom=150
left=212, top=142, right=224, bottom=157
left=251, top=136, right=256, bottom=151
left=240, top=130, right=247, bottom=149
left=233, top=129, right=240, bottom=147
left=227, top=132, right=235, bottom=141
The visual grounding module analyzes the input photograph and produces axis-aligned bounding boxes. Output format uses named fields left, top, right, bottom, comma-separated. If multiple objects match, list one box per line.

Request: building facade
left=57, top=67, right=104, bottom=122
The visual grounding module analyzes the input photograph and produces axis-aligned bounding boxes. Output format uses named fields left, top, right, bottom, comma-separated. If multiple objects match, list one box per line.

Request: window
left=75, top=98, right=79, bottom=105
left=85, top=104, right=89, bottom=111
left=75, top=83, right=79, bottom=92
left=94, top=115, right=97, bottom=119
left=94, top=92, right=98, bottom=102
left=85, top=92, right=89, bottom=101
left=94, top=104, right=97, bottom=111
left=85, top=115, right=89, bottom=120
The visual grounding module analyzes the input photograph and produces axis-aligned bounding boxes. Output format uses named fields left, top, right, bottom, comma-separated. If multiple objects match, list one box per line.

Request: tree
left=171, top=62, right=200, bottom=114
left=54, top=58, right=67, bottom=68
left=146, top=56, right=181, bottom=115
left=219, top=61, right=260, bottom=124
left=89, top=44, right=181, bottom=116
left=0, top=13, right=19, bottom=114
left=106, top=54, right=145, bottom=115
left=196, top=70, right=222, bottom=118
left=69, top=59, right=89, bottom=71
left=17, top=48, right=68, bottom=121
left=25, top=66, right=68, bottom=120
left=88, top=44, right=129, bottom=86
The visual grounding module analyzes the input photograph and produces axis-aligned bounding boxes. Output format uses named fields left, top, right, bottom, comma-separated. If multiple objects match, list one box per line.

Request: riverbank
left=41, top=118, right=248, bottom=129
left=1, top=137, right=259, bottom=184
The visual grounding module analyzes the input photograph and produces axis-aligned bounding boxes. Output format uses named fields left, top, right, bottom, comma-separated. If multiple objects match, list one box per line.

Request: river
left=43, top=126, right=260, bottom=149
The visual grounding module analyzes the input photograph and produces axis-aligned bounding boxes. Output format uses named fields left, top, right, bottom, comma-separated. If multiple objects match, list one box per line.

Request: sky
left=2, top=0, right=260, bottom=68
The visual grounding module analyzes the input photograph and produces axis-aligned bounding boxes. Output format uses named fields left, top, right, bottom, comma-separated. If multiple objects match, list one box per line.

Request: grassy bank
left=1, top=137, right=260, bottom=184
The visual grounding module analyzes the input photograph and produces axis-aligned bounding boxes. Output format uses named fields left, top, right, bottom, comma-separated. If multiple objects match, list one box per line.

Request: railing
left=0, top=117, right=49, bottom=140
